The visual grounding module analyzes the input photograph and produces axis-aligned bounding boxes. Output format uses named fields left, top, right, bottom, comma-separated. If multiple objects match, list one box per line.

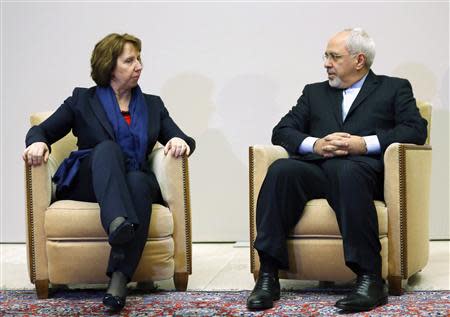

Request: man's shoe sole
left=247, top=302, right=273, bottom=310
left=335, top=296, right=388, bottom=312
left=246, top=293, right=281, bottom=310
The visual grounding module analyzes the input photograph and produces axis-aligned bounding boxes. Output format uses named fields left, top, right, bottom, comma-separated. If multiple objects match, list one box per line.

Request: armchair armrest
left=25, top=156, right=57, bottom=284
left=384, top=143, right=432, bottom=280
left=249, top=145, right=289, bottom=204
left=148, top=148, right=192, bottom=274
left=249, top=145, right=289, bottom=273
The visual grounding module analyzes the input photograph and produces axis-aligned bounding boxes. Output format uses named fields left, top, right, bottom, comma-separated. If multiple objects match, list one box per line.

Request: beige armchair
left=25, top=112, right=193, bottom=299
left=249, top=102, right=432, bottom=295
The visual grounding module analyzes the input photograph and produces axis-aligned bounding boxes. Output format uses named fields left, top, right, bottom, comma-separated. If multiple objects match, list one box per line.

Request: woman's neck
left=110, top=83, right=131, bottom=111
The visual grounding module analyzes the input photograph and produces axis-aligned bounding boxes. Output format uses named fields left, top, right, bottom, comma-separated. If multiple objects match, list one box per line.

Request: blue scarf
left=53, top=149, right=92, bottom=191
left=53, top=85, right=149, bottom=193
left=96, top=85, right=149, bottom=171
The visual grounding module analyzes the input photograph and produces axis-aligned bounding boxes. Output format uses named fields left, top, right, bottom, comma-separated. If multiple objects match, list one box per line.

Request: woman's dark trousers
left=57, top=140, right=162, bottom=280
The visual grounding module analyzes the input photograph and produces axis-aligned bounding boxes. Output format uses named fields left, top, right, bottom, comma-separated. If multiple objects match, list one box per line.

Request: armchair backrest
left=30, top=112, right=162, bottom=168
left=417, top=101, right=432, bottom=145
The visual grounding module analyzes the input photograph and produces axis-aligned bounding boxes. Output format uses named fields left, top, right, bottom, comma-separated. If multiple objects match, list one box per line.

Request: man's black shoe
left=246, top=272, right=280, bottom=310
left=335, top=274, right=388, bottom=312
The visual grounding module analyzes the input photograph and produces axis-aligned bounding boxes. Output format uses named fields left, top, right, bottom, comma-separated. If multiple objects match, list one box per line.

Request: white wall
left=1, top=2, right=448, bottom=242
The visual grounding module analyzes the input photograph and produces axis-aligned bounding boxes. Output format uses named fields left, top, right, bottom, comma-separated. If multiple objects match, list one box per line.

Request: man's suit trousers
left=253, top=157, right=383, bottom=276
left=56, top=140, right=162, bottom=280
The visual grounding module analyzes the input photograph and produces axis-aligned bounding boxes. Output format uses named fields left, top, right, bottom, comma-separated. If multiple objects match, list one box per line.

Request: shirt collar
left=347, top=73, right=368, bottom=90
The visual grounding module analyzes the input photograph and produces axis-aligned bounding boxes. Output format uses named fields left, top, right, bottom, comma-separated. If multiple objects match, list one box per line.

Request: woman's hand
left=22, top=142, right=49, bottom=166
left=164, top=137, right=190, bottom=158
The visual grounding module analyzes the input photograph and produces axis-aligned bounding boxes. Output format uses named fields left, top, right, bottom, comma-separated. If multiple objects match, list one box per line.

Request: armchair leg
left=319, top=281, right=335, bottom=288
left=35, top=279, right=49, bottom=299
left=136, top=281, right=157, bottom=292
left=388, top=276, right=404, bottom=296
left=174, top=272, right=189, bottom=291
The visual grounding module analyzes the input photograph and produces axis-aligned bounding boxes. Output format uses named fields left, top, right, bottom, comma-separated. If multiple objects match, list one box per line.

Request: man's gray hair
left=344, top=27, right=376, bottom=68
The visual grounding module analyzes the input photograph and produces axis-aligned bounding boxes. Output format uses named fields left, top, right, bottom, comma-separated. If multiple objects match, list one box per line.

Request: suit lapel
left=327, top=86, right=344, bottom=128
left=345, top=70, right=379, bottom=121
left=89, top=91, right=115, bottom=140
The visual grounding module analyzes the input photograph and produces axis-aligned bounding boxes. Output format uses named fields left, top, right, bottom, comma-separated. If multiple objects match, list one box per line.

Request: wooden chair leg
left=35, top=279, right=49, bottom=299
left=318, top=281, right=335, bottom=288
left=136, top=281, right=157, bottom=292
left=174, top=272, right=189, bottom=291
left=388, top=276, right=404, bottom=295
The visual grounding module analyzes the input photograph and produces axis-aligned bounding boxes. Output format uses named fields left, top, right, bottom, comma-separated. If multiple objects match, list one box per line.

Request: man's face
left=324, top=32, right=358, bottom=89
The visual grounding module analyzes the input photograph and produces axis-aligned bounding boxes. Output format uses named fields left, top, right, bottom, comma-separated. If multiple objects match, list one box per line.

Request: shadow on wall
left=216, top=74, right=281, bottom=162
left=393, top=63, right=450, bottom=239
left=160, top=72, right=249, bottom=241
left=430, top=68, right=450, bottom=239
left=392, top=63, right=437, bottom=102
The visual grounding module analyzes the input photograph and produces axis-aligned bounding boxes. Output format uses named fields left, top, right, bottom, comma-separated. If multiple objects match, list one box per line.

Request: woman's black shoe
left=108, top=221, right=135, bottom=245
left=103, top=293, right=126, bottom=312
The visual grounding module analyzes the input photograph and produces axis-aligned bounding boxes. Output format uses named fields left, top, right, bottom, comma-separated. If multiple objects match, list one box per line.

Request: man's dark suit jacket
left=272, top=70, right=428, bottom=172
left=25, top=87, right=196, bottom=168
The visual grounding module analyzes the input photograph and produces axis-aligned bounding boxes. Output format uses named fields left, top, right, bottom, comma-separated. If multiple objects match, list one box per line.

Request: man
left=247, top=28, right=427, bottom=312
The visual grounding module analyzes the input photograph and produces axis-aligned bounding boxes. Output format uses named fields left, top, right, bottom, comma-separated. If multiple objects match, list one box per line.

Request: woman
left=22, top=33, right=195, bottom=312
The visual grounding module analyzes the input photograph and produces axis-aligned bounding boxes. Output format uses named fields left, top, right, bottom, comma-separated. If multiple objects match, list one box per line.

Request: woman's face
left=111, top=42, right=143, bottom=91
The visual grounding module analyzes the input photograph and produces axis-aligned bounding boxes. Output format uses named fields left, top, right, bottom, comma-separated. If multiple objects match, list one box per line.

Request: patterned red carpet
left=1, top=289, right=449, bottom=316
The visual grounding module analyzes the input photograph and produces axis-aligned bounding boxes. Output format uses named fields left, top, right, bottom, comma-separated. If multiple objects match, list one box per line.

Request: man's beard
left=328, top=75, right=343, bottom=88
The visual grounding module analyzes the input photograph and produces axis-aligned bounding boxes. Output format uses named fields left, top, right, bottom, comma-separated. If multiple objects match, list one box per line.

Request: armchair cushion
left=290, top=199, right=387, bottom=238
left=46, top=239, right=175, bottom=284
left=45, top=201, right=173, bottom=240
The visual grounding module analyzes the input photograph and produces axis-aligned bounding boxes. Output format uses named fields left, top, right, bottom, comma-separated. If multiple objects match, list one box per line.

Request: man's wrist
left=299, top=136, right=319, bottom=154
left=313, top=139, right=318, bottom=153
left=361, top=137, right=368, bottom=154
left=363, top=135, right=381, bottom=154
